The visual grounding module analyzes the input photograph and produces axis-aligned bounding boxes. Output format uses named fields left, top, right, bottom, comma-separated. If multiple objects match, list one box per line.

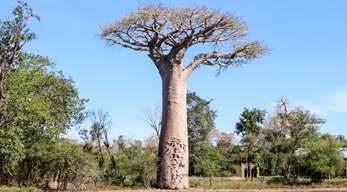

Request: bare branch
left=184, top=40, right=270, bottom=76
left=99, top=3, right=270, bottom=76
left=138, top=103, right=161, bottom=139
left=105, top=38, right=149, bottom=51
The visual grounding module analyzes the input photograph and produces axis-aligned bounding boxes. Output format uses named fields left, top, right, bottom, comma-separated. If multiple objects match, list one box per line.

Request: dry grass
left=189, top=176, right=347, bottom=190
left=3, top=177, right=347, bottom=191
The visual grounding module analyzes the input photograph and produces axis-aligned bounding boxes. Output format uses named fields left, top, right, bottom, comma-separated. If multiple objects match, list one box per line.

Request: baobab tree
left=99, top=4, right=270, bottom=189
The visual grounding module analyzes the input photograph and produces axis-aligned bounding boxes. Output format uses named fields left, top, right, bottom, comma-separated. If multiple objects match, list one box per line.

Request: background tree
left=235, top=108, right=266, bottom=179
left=138, top=103, right=161, bottom=140
left=261, top=97, right=326, bottom=178
left=0, top=1, right=39, bottom=108
left=283, top=108, right=325, bottom=178
left=187, top=91, right=217, bottom=145
left=210, top=128, right=236, bottom=154
left=261, top=97, right=293, bottom=176
left=335, top=134, right=347, bottom=147
left=114, top=138, right=158, bottom=188
left=294, top=137, right=345, bottom=182
left=0, top=53, right=87, bottom=185
left=88, top=109, right=106, bottom=168
left=99, top=4, right=269, bottom=189
left=79, top=108, right=119, bottom=173
left=186, top=91, right=219, bottom=176
left=209, top=128, right=238, bottom=176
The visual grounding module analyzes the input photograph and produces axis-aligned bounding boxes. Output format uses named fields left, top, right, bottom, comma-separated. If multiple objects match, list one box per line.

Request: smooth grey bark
left=157, top=59, right=190, bottom=189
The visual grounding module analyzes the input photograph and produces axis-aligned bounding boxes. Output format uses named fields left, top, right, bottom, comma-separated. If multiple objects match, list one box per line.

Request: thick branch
left=100, top=4, right=269, bottom=78
left=184, top=51, right=244, bottom=77
left=184, top=40, right=269, bottom=77
left=106, top=38, right=149, bottom=51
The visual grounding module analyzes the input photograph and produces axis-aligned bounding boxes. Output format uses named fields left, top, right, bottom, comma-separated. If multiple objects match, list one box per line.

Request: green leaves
left=235, top=108, right=266, bottom=137
left=294, top=138, right=345, bottom=182
left=2, top=53, right=87, bottom=137
left=0, top=1, right=40, bottom=108
left=187, top=91, right=217, bottom=143
left=187, top=91, right=221, bottom=176
left=0, top=52, right=87, bottom=184
left=189, top=142, right=221, bottom=177
left=1, top=1, right=39, bottom=46
left=114, top=139, right=158, bottom=187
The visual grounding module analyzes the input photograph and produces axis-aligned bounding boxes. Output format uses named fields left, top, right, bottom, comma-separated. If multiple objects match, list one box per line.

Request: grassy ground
left=2, top=177, right=347, bottom=191
left=189, top=176, right=347, bottom=190
left=0, top=187, right=42, bottom=192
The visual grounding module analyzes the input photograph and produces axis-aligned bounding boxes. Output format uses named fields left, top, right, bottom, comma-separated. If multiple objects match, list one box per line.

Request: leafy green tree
left=100, top=3, right=270, bottom=189
left=189, top=142, right=220, bottom=177
left=209, top=128, right=237, bottom=176
left=186, top=91, right=219, bottom=176
left=187, top=91, right=217, bottom=144
left=115, top=139, right=158, bottom=188
left=0, top=53, right=87, bottom=184
left=235, top=108, right=265, bottom=179
left=1, top=53, right=87, bottom=135
left=335, top=134, right=347, bottom=147
left=0, top=126, right=24, bottom=181
left=262, top=97, right=325, bottom=178
left=294, top=137, right=345, bottom=182
left=19, top=138, right=99, bottom=190
left=283, top=108, right=325, bottom=178
left=235, top=108, right=266, bottom=136
left=0, top=1, right=39, bottom=108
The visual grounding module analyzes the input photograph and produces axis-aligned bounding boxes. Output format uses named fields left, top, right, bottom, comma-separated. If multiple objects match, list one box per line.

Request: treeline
left=181, top=93, right=346, bottom=183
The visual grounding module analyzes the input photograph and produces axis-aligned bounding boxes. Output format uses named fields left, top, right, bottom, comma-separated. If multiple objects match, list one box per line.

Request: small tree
left=87, top=108, right=119, bottom=173
left=0, top=1, right=39, bottom=109
left=262, top=97, right=326, bottom=178
left=99, top=4, right=270, bottom=188
left=210, top=128, right=236, bottom=153
left=295, top=138, right=345, bottom=182
left=138, top=103, right=161, bottom=140
left=235, top=108, right=266, bottom=179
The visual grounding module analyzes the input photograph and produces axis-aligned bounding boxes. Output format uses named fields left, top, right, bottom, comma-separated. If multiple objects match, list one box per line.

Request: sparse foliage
left=210, top=128, right=236, bottom=153
left=99, top=4, right=270, bottom=74
left=139, top=103, right=161, bottom=139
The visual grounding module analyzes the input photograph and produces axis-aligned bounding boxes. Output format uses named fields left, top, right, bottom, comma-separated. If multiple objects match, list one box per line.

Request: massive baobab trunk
left=99, top=3, right=269, bottom=189
left=158, top=61, right=189, bottom=188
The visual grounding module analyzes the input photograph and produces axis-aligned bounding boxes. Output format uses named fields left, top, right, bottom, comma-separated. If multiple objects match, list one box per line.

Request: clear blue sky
left=1, top=0, right=346, bottom=142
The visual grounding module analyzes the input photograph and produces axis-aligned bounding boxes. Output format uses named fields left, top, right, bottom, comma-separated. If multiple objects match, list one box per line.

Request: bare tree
left=263, top=96, right=291, bottom=140
left=89, top=109, right=105, bottom=168
left=89, top=108, right=118, bottom=173
left=99, top=4, right=270, bottom=189
left=138, top=103, right=161, bottom=140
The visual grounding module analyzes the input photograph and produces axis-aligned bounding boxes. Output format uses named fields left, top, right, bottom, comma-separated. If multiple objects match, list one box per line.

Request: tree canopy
left=0, top=53, right=87, bottom=182
left=99, top=3, right=270, bottom=75
left=0, top=1, right=39, bottom=108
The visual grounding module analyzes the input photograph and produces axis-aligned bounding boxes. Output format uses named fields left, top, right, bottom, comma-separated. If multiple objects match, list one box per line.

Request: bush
left=0, top=187, right=42, bottom=192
